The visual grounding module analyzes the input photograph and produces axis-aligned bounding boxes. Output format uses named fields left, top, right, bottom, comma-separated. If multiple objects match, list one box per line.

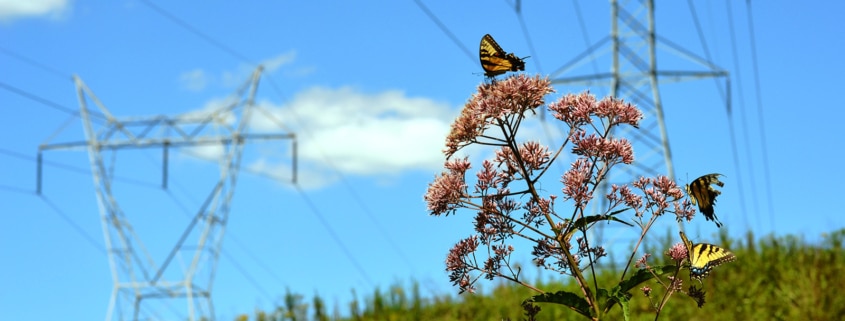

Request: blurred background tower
left=38, top=67, right=296, bottom=321
left=550, top=0, right=729, bottom=197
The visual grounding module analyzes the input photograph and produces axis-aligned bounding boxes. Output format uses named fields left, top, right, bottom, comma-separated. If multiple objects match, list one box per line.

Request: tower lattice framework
left=550, top=0, right=729, bottom=193
left=38, top=67, right=296, bottom=321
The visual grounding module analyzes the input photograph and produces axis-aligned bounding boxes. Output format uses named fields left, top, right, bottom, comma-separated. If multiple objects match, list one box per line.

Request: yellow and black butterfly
left=479, top=34, right=526, bottom=78
left=680, top=231, right=736, bottom=280
left=685, top=173, right=725, bottom=228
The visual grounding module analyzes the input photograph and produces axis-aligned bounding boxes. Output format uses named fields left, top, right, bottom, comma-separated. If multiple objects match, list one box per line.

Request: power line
left=0, top=184, right=32, bottom=195
left=180, top=135, right=405, bottom=285
left=0, top=46, right=71, bottom=81
left=0, top=80, right=106, bottom=121
left=35, top=139, right=281, bottom=310
left=687, top=0, right=753, bottom=229
left=141, top=0, right=415, bottom=278
left=2, top=42, right=289, bottom=305
left=0, top=147, right=161, bottom=190
left=506, top=2, right=570, bottom=176
left=0, top=144, right=259, bottom=317
left=412, top=0, right=475, bottom=63
left=139, top=0, right=254, bottom=65
left=27, top=190, right=183, bottom=319
left=39, top=195, right=107, bottom=255
left=744, top=0, right=775, bottom=231
left=294, top=184, right=375, bottom=287
left=512, top=2, right=543, bottom=75
left=725, top=0, right=756, bottom=228
left=221, top=250, right=276, bottom=303
left=167, top=185, right=276, bottom=302
left=165, top=179, right=289, bottom=290
left=259, top=81, right=419, bottom=272
left=571, top=0, right=602, bottom=76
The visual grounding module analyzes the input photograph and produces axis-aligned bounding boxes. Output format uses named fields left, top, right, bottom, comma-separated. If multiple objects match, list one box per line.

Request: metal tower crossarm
left=549, top=0, right=730, bottom=183
left=36, top=66, right=296, bottom=321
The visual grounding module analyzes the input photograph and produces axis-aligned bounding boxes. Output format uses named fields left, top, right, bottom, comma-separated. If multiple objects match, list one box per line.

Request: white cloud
left=177, top=96, right=238, bottom=125
left=179, top=69, right=210, bottom=92
left=261, top=51, right=296, bottom=74
left=221, top=51, right=298, bottom=87
left=0, top=0, right=69, bottom=22
left=176, top=52, right=462, bottom=189
left=285, top=66, right=316, bottom=78
left=175, top=83, right=571, bottom=190
left=183, top=144, right=226, bottom=161
left=245, top=86, right=458, bottom=188
left=181, top=51, right=298, bottom=91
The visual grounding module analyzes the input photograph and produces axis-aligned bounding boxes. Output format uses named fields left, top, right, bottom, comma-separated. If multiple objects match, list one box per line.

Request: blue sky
left=2, top=1, right=844, bottom=320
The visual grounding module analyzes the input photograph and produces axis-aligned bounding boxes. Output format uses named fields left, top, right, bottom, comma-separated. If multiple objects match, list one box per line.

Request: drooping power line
left=744, top=0, right=776, bottom=231
left=725, top=0, right=757, bottom=228
left=139, top=0, right=412, bottom=281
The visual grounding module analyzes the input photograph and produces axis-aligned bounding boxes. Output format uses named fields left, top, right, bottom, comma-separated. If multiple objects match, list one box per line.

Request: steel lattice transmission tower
left=38, top=66, right=296, bottom=321
left=550, top=0, right=729, bottom=186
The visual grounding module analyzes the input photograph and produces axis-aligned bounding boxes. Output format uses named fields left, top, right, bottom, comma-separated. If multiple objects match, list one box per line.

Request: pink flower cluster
left=425, top=157, right=471, bottom=216
left=426, top=74, right=692, bottom=297
left=548, top=93, right=642, bottom=129
left=443, top=75, right=553, bottom=158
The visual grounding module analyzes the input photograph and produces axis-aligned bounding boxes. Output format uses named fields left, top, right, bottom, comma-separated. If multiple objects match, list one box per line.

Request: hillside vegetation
left=235, top=229, right=845, bottom=321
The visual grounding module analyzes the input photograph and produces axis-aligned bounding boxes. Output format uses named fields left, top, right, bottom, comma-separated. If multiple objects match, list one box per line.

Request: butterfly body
left=685, top=173, right=724, bottom=227
left=680, top=231, right=736, bottom=280
left=479, top=34, right=526, bottom=78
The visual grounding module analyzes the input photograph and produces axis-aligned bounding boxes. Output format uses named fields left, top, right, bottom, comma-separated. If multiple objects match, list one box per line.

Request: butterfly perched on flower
left=479, top=34, right=526, bottom=78
left=685, top=173, right=725, bottom=228
left=679, top=231, right=736, bottom=280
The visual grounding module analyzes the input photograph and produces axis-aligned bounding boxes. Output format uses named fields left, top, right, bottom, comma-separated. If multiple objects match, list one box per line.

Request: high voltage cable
left=1, top=45, right=293, bottom=304
left=687, top=0, right=753, bottom=229
left=413, top=0, right=475, bottom=63
left=0, top=80, right=106, bottom=121
left=572, top=0, right=602, bottom=76
left=3, top=3, right=391, bottom=318
left=725, top=0, right=757, bottom=228
left=261, top=79, right=419, bottom=273
left=744, top=0, right=776, bottom=231
left=4, top=144, right=279, bottom=303
left=39, top=195, right=107, bottom=255
left=139, top=0, right=413, bottom=278
left=165, top=179, right=289, bottom=290
left=294, top=184, right=375, bottom=287
left=0, top=184, right=31, bottom=195
left=0, top=147, right=160, bottom=189
left=140, top=0, right=253, bottom=65
left=507, top=1, right=570, bottom=177
left=0, top=46, right=71, bottom=81
left=512, top=2, right=543, bottom=75
left=221, top=250, right=276, bottom=303
left=177, top=151, right=379, bottom=288
left=127, top=145, right=287, bottom=301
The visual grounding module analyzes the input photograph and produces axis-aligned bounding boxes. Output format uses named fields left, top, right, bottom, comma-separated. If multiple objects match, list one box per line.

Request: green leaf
left=618, top=265, right=678, bottom=293
left=525, top=290, right=592, bottom=319
left=595, top=288, right=611, bottom=314
left=618, top=295, right=630, bottom=321
left=602, top=265, right=678, bottom=314
left=562, top=210, right=634, bottom=241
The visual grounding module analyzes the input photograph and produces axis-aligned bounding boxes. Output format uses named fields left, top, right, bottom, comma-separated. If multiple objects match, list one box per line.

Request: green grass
left=235, top=228, right=845, bottom=321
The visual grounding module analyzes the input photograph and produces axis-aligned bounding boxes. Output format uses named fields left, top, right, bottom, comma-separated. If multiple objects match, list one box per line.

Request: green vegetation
left=235, top=229, right=845, bottom=321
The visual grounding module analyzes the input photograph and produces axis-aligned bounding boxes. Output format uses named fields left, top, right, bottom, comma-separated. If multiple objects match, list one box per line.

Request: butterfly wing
left=679, top=231, right=694, bottom=258
left=685, top=173, right=725, bottom=227
left=689, top=243, right=736, bottom=280
left=680, top=231, right=736, bottom=280
left=479, top=34, right=526, bottom=78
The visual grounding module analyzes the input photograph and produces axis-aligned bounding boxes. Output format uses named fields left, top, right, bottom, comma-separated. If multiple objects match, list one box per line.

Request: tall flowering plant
left=425, top=75, right=699, bottom=320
